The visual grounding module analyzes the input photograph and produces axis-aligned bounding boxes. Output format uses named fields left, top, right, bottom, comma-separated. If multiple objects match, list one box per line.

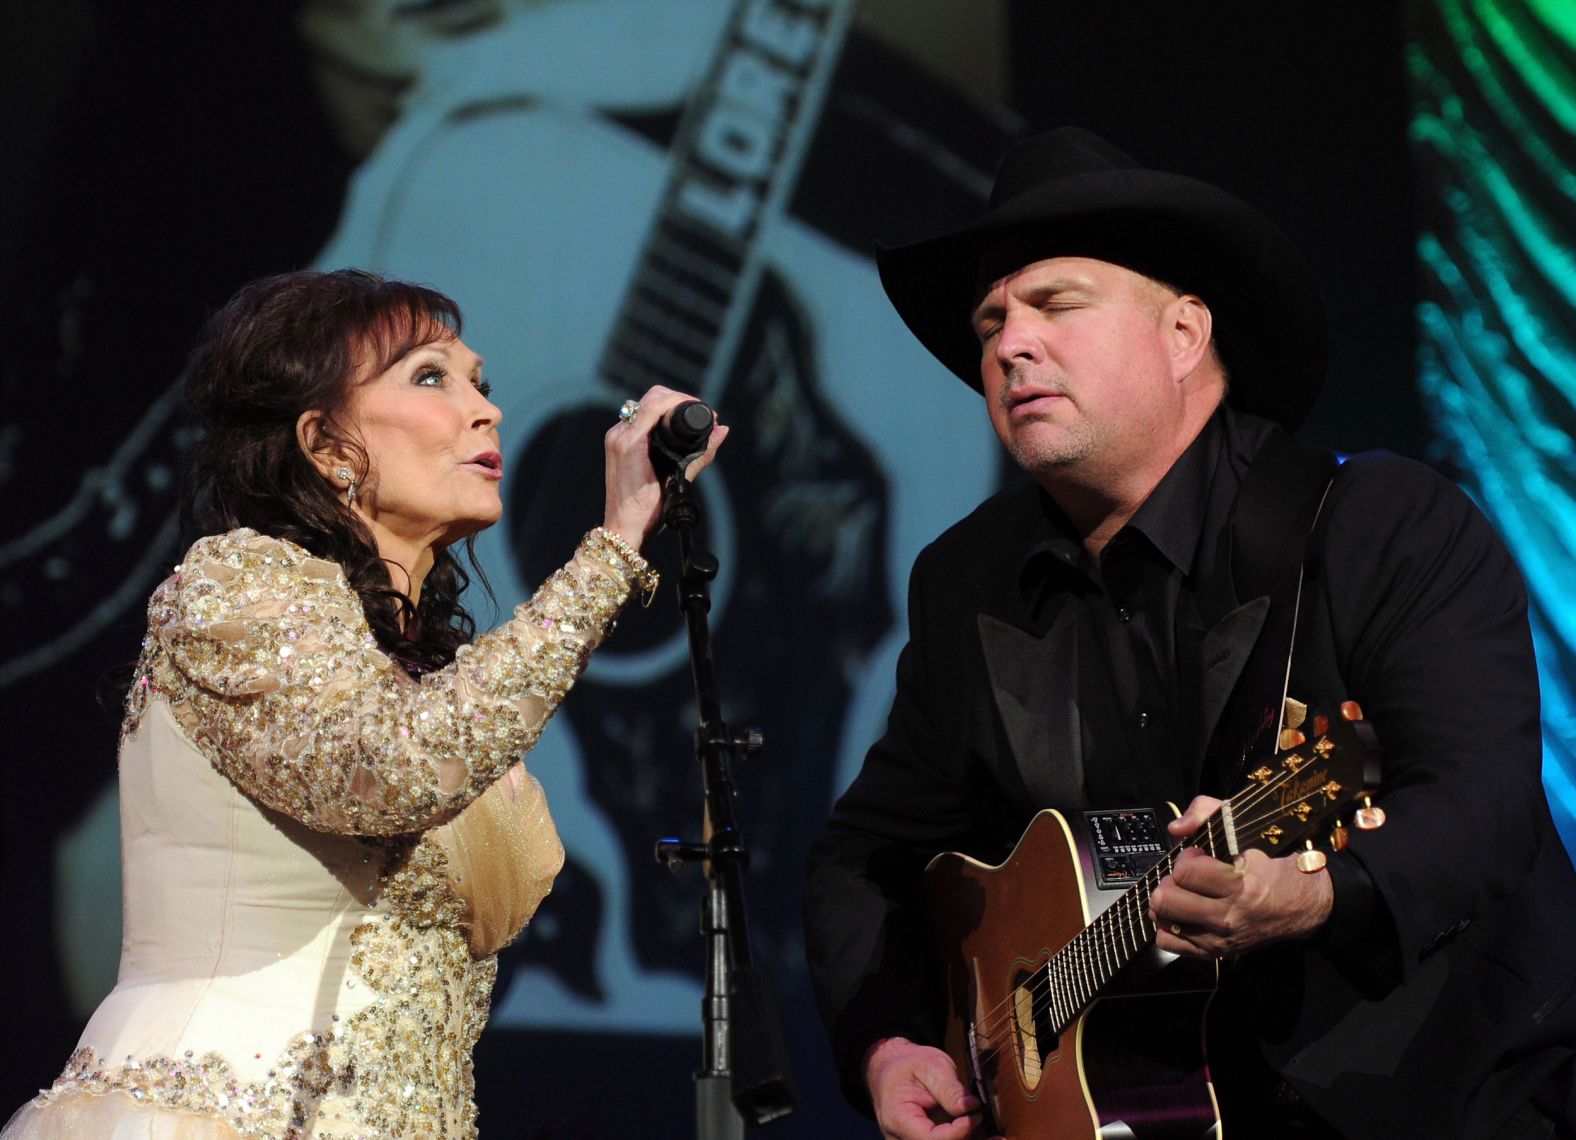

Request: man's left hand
left=1149, top=795, right=1334, bottom=959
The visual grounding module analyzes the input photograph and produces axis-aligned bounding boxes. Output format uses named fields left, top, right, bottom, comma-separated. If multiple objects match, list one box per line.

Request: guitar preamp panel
left=1081, top=808, right=1168, bottom=891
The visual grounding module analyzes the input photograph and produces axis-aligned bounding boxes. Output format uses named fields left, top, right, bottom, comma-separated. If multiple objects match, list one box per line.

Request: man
left=803, top=127, right=1576, bottom=1139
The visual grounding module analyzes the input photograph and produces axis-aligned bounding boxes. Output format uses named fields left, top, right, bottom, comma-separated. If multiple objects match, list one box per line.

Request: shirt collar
left=1123, top=409, right=1224, bottom=574
left=1019, top=408, right=1228, bottom=584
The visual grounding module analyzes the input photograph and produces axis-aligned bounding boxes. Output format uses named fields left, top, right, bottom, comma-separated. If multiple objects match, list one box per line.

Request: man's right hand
left=863, top=1036, right=983, bottom=1139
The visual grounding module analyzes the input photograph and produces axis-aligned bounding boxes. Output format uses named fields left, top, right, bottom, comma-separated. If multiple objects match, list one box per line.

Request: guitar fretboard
left=595, top=0, right=852, bottom=398
left=1038, top=841, right=1184, bottom=1035
left=1036, top=763, right=1345, bottom=1037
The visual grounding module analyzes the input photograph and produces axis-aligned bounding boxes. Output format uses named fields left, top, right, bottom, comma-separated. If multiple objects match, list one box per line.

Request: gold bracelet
left=589, top=527, right=660, bottom=604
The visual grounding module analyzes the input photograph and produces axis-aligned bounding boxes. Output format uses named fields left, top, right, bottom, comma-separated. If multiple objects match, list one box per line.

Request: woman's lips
left=463, top=451, right=504, bottom=479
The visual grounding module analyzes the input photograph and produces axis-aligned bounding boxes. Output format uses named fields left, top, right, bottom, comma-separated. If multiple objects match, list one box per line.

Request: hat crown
left=989, top=127, right=1141, bottom=209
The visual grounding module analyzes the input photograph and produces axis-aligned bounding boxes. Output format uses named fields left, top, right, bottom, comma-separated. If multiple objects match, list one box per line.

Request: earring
left=335, top=466, right=357, bottom=507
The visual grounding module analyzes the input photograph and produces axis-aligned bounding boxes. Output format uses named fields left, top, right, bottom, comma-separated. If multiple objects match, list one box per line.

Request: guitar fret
left=635, top=255, right=734, bottom=315
left=653, top=202, right=749, bottom=254
left=602, top=312, right=704, bottom=363
left=600, top=344, right=695, bottom=393
left=1078, top=938, right=1094, bottom=1006
left=629, top=272, right=730, bottom=327
left=647, top=228, right=744, bottom=295
left=623, top=299, right=721, bottom=359
left=604, top=323, right=709, bottom=380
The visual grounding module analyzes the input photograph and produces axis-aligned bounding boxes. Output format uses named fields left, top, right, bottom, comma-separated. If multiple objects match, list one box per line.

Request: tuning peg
left=1282, top=697, right=1308, bottom=731
left=1312, top=714, right=1330, bottom=736
left=1354, top=795, right=1386, bottom=830
left=1340, top=700, right=1365, bottom=722
left=1295, top=841, right=1328, bottom=874
left=1330, top=821, right=1349, bottom=852
left=1279, top=727, right=1306, bottom=750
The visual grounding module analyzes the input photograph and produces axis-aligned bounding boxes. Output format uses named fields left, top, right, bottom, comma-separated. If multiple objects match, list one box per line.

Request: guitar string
left=966, top=760, right=1343, bottom=1046
left=966, top=770, right=1348, bottom=1050
left=964, top=776, right=1328, bottom=1050
left=961, top=762, right=1356, bottom=1050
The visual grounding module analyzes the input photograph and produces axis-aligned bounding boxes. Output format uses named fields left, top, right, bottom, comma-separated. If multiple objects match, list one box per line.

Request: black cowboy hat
left=877, top=127, right=1327, bottom=431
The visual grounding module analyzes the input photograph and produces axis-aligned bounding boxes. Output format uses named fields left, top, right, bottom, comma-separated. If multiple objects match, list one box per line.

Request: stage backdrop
left=1, top=2, right=1570, bottom=1136
left=1408, top=0, right=1576, bottom=850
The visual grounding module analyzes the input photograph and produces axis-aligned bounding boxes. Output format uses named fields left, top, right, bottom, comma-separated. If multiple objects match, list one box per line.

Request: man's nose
left=995, top=312, right=1043, bottom=366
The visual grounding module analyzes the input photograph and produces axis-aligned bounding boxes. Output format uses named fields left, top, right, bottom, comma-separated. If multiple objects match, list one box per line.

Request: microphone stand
left=653, top=465, right=798, bottom=1138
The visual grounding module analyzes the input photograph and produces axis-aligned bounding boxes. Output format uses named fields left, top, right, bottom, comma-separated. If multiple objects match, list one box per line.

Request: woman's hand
left=602, top=385, right=727, bottom=549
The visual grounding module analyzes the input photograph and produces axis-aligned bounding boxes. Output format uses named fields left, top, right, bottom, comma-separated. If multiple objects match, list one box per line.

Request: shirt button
left=1116, top=607, right=1132, bottom=623
left=1137, top=712, right=1151, bottom=728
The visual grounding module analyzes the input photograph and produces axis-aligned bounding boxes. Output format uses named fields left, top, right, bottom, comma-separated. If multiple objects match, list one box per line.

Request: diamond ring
left=618, top=399, right=640, bottom=426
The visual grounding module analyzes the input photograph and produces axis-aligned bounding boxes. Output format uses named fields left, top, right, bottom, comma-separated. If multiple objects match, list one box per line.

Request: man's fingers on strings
left=1169, top=847, right=1245, bottom=899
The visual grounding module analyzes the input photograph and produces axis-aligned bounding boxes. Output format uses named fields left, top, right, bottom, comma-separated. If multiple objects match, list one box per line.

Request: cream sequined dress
left=4, top=527, right=651, bottom=1140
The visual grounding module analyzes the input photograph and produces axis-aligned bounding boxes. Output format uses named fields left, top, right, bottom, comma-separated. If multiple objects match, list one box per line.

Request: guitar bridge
left=964, top=957, right=1003, bottom=1134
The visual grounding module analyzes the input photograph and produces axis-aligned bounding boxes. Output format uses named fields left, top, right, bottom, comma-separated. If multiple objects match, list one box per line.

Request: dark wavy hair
left=181, top=268, right=485, bottom=675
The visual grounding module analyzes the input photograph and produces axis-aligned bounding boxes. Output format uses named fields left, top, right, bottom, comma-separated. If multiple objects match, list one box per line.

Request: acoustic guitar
left=923, top=700, right=1383, bottom=1139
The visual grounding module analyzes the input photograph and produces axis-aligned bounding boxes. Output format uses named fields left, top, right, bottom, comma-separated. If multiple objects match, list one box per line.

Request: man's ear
left=1167, top=294, right=1215, bottom=381
left=296, top=409, right=353, bottom=480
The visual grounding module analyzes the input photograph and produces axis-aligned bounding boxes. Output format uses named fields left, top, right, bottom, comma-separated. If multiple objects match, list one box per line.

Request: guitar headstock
left=1220, top=700, right=1383, bottom=866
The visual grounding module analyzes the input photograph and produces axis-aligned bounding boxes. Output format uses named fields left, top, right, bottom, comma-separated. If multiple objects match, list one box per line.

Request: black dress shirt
left=1021, top=409, right=1241, bottom=811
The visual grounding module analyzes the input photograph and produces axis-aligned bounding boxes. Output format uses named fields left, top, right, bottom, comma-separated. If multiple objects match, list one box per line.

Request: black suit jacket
left=803, top=420, right=1576, bottom=1138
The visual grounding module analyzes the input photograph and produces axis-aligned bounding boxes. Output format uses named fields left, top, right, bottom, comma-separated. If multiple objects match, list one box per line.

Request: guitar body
left=925, top=809, right=1221, bottom=1140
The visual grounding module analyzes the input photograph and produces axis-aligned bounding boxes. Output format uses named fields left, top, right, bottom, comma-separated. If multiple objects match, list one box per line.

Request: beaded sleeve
left=138, top=527, right=648, bottom=836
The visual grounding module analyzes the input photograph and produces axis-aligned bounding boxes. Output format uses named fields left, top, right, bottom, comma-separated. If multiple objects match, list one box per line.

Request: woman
left=4, top=269, right=724, bottom=1138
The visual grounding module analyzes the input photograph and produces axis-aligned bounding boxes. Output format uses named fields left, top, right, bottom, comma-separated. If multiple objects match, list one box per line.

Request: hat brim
left=877, top=167, right=1327, bottom=431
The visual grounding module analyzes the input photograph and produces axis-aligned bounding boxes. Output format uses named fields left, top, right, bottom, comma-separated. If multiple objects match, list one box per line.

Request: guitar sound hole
left=1010, top=973, right=1060, bottom=1091
left=1011, top=982, right=1043, bottom=1089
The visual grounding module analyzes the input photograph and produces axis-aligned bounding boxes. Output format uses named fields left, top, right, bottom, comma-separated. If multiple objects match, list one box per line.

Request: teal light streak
left=1411, top=0, right=1576, bottom=851
left=1476, top=0, right=1576, bottom=131
left=1436, top=3, right=1576, bottom=206
left=1527, top=0, right=1576, bottom=52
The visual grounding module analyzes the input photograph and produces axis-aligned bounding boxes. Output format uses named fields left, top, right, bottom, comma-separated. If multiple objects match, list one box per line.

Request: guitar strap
left=1199, top=428, right=1340, bottom=795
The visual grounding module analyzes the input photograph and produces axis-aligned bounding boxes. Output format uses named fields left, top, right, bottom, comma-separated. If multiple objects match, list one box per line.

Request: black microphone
left=649, top=400, right=715, bottom=467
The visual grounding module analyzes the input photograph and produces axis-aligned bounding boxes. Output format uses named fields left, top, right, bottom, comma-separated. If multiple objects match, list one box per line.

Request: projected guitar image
left=310, top=0, right=923, bottom=1031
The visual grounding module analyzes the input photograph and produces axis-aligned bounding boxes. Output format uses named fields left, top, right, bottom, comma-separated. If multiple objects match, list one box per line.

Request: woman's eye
left=474, top=378, right=493, bottom=398
left=414, top=367, right=445, bottom=387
